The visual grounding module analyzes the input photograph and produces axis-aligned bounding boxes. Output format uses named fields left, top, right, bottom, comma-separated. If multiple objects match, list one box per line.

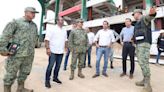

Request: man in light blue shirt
left=120, top=18, right=135, bottom=79
left=120, top=26, right=134, bottom=43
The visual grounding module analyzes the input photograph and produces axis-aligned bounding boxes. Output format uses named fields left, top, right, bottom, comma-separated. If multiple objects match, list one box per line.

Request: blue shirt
left=120, top=26, right=134, bottom=42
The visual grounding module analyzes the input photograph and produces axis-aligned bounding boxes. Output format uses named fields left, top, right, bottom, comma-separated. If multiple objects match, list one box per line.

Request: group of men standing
left=0, top=5, right=157, bottom=92
left=43, top=7, right=157, bottom=92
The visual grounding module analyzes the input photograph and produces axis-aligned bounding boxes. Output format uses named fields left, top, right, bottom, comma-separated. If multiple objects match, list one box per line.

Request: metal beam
left=161, top=0, right=164, bottom=4
left=88, top=7, right=93, bottom=20
left=64, top=0, right=82, bottom=15
left=59, top=0, right=64, bottom=11
left=87, top=0, right=109, bottom=7
left=128, top=1, right=143, bottom=6
left=144, top=0, right=153, bottom=9
left=59, top=4, right=81, bottom=16
left=75, top=0, right=81, bottom=5
left=81, top=0, right=88, bottom=21
left=127, top=0, right=142, bottom=5
left=54, top=0, right=60, bottom=24
left=63, top=16, right=72, bottom=20
left=64, top=0, right=74, bottom=7
left=107, top=0, right=115, bottom=5
left=46, top=0, right=55, bottom=8
left=75, top=0, right=82, bottom=15
left=38, top=0, right=46, bottom=41
left=105, top=1, right=117, bottom=14
left=93, top=8, right=111, bottom=17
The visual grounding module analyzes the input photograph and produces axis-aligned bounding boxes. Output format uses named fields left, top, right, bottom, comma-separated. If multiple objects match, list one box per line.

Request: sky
left=0, top=0, right=41, bottom=35
left=0, top=0, right=122, bottom=35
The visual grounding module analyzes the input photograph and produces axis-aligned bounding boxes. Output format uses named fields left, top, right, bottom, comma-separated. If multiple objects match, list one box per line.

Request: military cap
left=25, top=7, right=39, bottom=13
left=132, top=9, right=142, bottom=16
left=76, top=19, right=84, bottom=23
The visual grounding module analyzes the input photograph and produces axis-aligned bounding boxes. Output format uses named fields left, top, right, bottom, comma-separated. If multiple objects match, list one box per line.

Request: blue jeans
left=45, top=53, right=63, bottom=81
left=64, top=48, right=70, bottom=69
left=109, top=48, right=114, bottom=62
left=156, top=48, right=164, bottom=63
left=84, top=46, right=92, bottom=66
left=96, top=47, right=111, bottom=75
left=96, top=47, right=98, bottom=54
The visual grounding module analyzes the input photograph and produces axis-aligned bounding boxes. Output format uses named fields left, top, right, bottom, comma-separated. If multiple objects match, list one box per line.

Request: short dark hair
left=88, top=27, right=92, bottom=31
left=56, top=17, right=64, bottom=21
left=125, top=18, right=132, bottom=22
left=71, top=20, right=76, bottom=24
left=76, top=19, right=84, bottom=23
left=103, top=21, right=109, bottom=25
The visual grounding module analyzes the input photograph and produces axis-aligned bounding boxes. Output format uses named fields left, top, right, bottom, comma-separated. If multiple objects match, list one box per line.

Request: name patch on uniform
left=161, top=39, right=164, bottom=41
left=159, top=48, right=164, bottom=51
left=136, top=36, right=145, bottom=41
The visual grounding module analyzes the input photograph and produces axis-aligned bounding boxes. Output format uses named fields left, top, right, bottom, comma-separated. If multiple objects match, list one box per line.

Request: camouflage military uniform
left=68, top=29, right=88, bottom=70
left=136, top=43, right=151, bottom=77
left=134, top=15, right=155, bottom=78
left=0, top=17, right=38, bottom=86
left=133, top=8, right=157, bottom=92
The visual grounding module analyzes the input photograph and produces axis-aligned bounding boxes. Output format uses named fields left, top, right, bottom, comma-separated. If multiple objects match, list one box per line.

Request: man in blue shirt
left=120, top=18, right=135, bottom=79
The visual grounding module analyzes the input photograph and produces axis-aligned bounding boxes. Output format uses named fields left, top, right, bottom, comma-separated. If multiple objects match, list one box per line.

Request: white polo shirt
left=94, top=29, right=115, bottom=46
left=87, top=32, right=95, bottom=45
left=45, top=25, right=67, bottom=54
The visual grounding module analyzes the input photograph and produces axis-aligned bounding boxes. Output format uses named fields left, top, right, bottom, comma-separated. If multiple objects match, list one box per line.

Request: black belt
left=124, top=42, right=132, bottom=44
left=99, top=46, right=108, bottom=48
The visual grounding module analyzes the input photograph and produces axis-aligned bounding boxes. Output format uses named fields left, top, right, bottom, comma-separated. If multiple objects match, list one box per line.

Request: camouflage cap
left=71, top=20, right=77, bottom=24
left=132, top=9, right=142, bottom=16
left=76, top=19, right=84, bottom=23
left=25, top=7, right=39, bottom=13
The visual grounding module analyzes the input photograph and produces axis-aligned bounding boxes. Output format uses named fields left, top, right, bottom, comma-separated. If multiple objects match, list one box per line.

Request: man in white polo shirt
left=44, top=17, right=67, bottom=88
left=93, top=21, right=115, bottom=78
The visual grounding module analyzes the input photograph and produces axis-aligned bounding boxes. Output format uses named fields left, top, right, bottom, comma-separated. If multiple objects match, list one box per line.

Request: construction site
left=0, top=0, right=164, bottom=92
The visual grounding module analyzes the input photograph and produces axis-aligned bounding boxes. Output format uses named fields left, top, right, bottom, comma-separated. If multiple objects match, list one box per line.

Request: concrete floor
left=0, top=47, right=164, bottom=92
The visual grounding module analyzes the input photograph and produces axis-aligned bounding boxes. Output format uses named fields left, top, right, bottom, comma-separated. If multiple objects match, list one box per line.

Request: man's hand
left=0, top=52, right=13, bottom=56
left=108, top=43, right=114, bottom=48
left=96, top=44, right=100, bottom=48
left=65, top=48, right=68, bottom=53
left=46, top=48, right=51, bottom=56
left=121, top=42, right=124, bottom=46
left=157, top=45, right=159, bottom=48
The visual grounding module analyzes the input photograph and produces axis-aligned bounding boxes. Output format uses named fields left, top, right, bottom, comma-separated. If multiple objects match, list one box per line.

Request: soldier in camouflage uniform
left=132, top=8, right=156, bottom=92
left=0, top=7, right=39, bottom=92
left=68, top=19, right=88, bottom=80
